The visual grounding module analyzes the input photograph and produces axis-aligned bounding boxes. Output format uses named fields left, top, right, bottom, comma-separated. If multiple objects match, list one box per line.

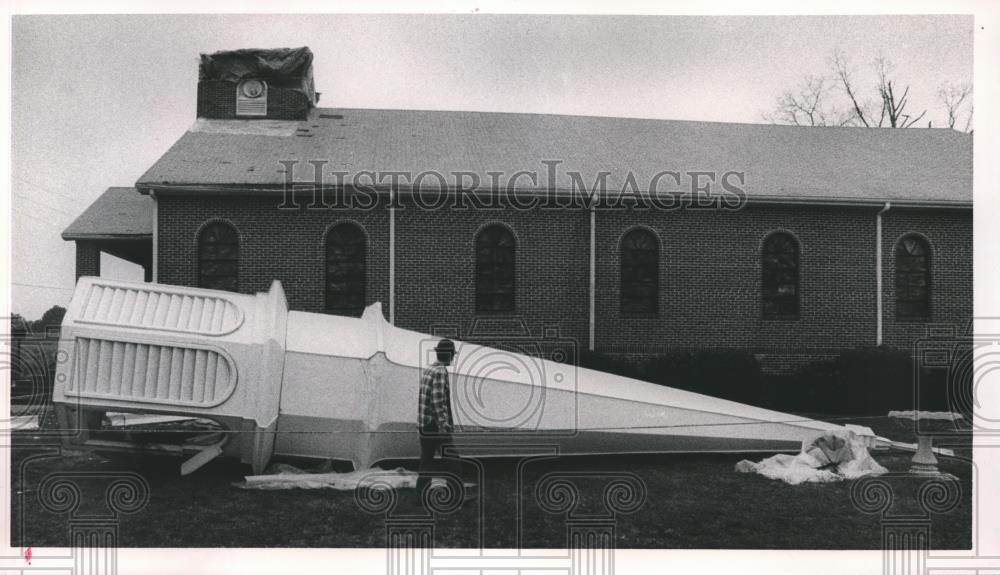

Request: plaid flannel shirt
left=418, top=362, right=453, bottom=432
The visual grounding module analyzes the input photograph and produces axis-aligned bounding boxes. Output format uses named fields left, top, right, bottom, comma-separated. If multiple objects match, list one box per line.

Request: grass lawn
left=10, top=415, right=972, bottom=549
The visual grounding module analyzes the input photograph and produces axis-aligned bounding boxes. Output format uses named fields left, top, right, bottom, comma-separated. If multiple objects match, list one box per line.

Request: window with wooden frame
left=620, top=228, right=659, bottom=316
left=895, top=234, right=931, bottom=321
left=761, top=232, right=799, bottom=319
left=325, top=223, right=367, bottom=315
left=197, top=222, right=239, bottom=292
left=475, top=225, right=516, bottom=313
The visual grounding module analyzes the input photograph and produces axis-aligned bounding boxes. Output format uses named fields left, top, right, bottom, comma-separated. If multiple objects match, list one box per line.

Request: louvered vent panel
left=77, top=284, right=243, bottom=335
left=236, top=98, right=267, bottom=116
left=68, top=338, right=236, bottom=407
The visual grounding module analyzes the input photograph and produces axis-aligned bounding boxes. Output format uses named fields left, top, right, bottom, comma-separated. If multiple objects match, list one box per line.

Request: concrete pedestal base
left=888, top=411, right=964, bottom=477
left=909, top=435, right=940, bottom=475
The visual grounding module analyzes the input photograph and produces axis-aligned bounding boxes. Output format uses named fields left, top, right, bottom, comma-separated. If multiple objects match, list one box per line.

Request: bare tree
left=872, top=55, right=926, bottom=128
left=762, top=75, right=854, bottom=127
left=830, top=49, right=873, bottom=127
left=767, top=50, right=931, bottom=129
left=764, top=75, right=828, bottom=126
left=938, top=81, right=973, bottom=132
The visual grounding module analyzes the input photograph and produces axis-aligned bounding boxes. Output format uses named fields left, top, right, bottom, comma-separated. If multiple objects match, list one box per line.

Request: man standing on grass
left=416, top=338, right=462, bottom=496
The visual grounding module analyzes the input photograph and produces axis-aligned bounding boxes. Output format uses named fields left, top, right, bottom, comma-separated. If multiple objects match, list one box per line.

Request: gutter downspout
left=151, top=190, right=158, bottom=283
left=876, top=202, right=891, bottom=346
left=589, top=205, right=596, bottom=351
left=388, top=189, right=396, bottom=325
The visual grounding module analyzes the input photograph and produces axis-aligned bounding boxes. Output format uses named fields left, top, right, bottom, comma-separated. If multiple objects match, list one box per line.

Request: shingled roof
left=136, top=108, right=972, bottom=206
left=62, top=187, right=153, bottom=240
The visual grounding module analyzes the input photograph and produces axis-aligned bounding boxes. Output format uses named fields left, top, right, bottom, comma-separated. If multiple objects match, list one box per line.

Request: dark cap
left=434, top=338, right=456, bottom=353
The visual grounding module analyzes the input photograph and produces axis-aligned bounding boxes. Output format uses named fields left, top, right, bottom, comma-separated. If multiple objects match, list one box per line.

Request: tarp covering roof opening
left=198, top=46, right=316, bottom=104
left=199, top=47, right=313, bottom=82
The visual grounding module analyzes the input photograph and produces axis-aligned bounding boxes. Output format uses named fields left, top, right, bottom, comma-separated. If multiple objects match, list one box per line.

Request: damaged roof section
left=136, top=108, right=972, bottom=207
left=197, top=47, right=317, bottom=121
left=199, top=46, right=314, bottom=85
left=62, top=187, right=153, bottom=240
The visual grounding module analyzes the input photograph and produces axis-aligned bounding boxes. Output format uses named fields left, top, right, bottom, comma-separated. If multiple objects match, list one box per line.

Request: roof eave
left=136, top=182, right=972, bottom=209
left=61, top=233, right=153, bottom=242
left=744, top=196, right=972, bottom=209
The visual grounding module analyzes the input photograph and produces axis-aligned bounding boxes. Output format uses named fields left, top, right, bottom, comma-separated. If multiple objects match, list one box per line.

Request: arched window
left=325, top=223, right=367, bottom=315
left=197, top=222, right=239, bottom=291
left=620, top=228, right=659, bottom=316
left=896, top=235, right=931, bottom=321
left=475, top=225, right=516, bottom=313
left=762, top=232, right=799, bottom=319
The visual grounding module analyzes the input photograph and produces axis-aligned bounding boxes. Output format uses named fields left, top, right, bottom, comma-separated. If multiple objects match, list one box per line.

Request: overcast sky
left=10, top=13, right=973, bottom=318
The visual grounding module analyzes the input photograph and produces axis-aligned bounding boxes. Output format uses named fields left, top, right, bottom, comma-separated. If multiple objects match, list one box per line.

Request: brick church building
left=62, top=47, right=972, bottom=373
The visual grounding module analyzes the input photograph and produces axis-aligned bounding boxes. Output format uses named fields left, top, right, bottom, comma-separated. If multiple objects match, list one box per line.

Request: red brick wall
left=156, top=192, right=389, bottom=316
left=392, top=196, right=591, bottom=345
left=154, top=194, right=972, bottom=370
left=75, top=241, right=101, bottom=279
left=197, top=80, right=313, bottom=120
left=882, top=208, right=973, bottom=350
left=595, top=205, right=880, bottom=356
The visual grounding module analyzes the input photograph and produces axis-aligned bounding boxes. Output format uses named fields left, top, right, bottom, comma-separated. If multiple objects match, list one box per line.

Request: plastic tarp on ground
left=234, top=465, right=418, bottom=491
left=735, top=429, right=888, bottom=485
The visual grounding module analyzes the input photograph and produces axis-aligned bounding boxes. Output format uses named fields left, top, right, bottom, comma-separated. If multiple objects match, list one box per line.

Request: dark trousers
left=416, top=427, right=462, bottom=495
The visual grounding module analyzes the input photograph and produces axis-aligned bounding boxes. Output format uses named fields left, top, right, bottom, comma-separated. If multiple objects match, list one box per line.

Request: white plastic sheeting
left=9, top=415, right=39, bottom=431
left=735, top=429, right=888, bottom=485
left=235, top=466, right=418, bottom=491
left=887, top=410, right=964, bottom=421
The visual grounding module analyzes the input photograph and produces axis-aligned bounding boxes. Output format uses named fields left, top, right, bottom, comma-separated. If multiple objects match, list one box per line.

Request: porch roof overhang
left=62, top=187, right=153, bottom=241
